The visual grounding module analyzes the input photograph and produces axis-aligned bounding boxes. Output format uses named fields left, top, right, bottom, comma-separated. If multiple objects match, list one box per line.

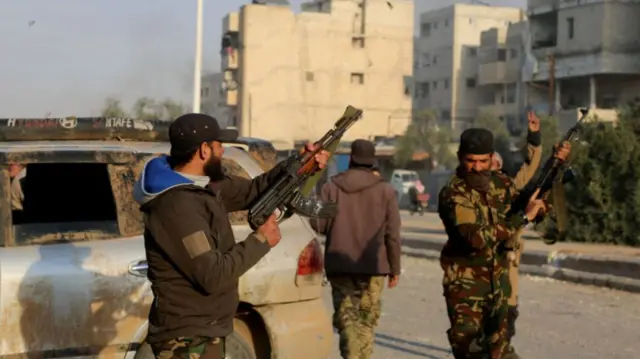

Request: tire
left=133, top=341, right=154, bottom=359
left=226, top=318, right=258, bottom=359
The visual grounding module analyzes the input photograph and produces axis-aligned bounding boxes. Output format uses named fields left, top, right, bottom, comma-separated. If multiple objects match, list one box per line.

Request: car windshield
left=402, top=173, right=418, bottom=182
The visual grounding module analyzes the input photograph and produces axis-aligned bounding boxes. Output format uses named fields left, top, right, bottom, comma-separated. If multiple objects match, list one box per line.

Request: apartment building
left=477, top=21, right=530, bottom=137
left=217, top=0, right=414, bottom=149
left=200, top=73, right=235, bottom=128
left=525, top=0, right=640, bottom=132
left=413, top=4, right=525, bottom=136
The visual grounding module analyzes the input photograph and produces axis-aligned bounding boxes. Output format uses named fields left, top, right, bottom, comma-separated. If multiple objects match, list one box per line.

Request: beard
left=203, top=155, right=224, bottom=181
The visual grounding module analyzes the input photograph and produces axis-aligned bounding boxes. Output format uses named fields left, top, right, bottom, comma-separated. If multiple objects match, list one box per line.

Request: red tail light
left=296, top=238, right=324, bottom=275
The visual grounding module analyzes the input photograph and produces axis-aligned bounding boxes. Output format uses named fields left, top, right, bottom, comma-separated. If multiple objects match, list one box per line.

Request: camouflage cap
left=459, top=128, right=494, bottom=155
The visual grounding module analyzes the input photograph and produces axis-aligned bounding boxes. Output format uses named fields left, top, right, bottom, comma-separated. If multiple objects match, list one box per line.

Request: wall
left=234, top=0, right=413, bottom=147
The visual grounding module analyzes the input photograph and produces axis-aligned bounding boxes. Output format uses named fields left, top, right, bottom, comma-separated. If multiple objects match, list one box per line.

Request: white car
left=0, top=118, right=332, bottom=359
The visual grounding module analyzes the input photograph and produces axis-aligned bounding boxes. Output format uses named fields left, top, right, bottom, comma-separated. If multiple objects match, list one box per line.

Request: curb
left=399, top=244, right=640, bottom=294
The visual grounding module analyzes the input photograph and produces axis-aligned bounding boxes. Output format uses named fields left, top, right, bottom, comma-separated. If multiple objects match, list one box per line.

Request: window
left=418, top=82, right=429, bottom=98
left=433, top=22, right=438, bottom=29
left=350, top=73, right=364, bottom=84
left=421, top=53, right=430, bottom=67
left=510, top=48, right=518, bottom=59
left=305, top=72, right=314, bottom=81
left=497, top=49, right=506, bottom=61
left=351, top=36, right=365, bottom=48
left=444, top=19, right=449, bottom=27
left=441, top=110, right=451, bottom=120
left=420, top=22, right=431, bottom=37
left=433, top=55, right=438, bottom=64
left=8, top=163, right=121, bottom=245
left=444, top=78, right=449, bottom=89
left=201, top=87, right=210, bottom=97
left=507, top=83, right=517, bottom=103
left=468, top=47, right=477, bottom=57
left=466, top=78, right=476, bottom=88
left=432, top=81, right=438, bottom=90
left=567, top=17, right=574, bottom=39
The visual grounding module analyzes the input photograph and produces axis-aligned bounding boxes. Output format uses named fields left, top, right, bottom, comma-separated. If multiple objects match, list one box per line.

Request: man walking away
left=310, top=139, right=402, bottom=359
left=133, top=113, right=329, bottom=359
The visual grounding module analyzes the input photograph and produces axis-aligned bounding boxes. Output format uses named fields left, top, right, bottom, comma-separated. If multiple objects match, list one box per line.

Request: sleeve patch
left=182, top=230, right=212, bottom=259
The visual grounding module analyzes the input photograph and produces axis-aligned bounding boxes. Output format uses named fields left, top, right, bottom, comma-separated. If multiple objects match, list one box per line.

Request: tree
left=132, top=97, right=158, bottom=121
left=394, top=109, right=456, bottom=170
left=546, top=104, right=640, bottom=246
left=99, top=97, right=188, bottom=121
left=101, top=97, right=127, bottom=118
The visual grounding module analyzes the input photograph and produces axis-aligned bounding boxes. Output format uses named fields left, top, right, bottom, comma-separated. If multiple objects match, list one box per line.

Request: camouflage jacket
left=438, top=170, right=526, bottom=272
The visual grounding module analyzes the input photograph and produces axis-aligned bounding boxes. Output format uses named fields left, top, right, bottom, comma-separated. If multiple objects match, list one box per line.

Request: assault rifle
left=247, top=105, right=363, bottom=230
left=508, top=108, right=589, bottom=243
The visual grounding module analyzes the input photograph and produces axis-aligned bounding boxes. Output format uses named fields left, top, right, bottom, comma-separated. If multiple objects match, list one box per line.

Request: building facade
left=218, top=0, right=414, bottom=149
left=477, top=21, right=531, bottom=137
left=525, top=0, right=640, bottom=132
left=200, top=73, right=235, bottom=128
left=413, top=4, right=525, bottom=137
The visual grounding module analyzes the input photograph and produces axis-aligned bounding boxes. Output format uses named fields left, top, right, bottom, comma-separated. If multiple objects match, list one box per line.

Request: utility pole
left=548, top=54, right=555, bottom=116
left=192, top=0, right=204, bottom=113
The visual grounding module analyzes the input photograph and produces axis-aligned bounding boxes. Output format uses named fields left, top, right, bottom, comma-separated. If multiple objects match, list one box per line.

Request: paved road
left=323, top=256, right=640, bottom=359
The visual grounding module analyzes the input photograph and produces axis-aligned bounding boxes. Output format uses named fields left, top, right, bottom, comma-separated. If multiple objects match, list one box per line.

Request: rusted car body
left=0, top=134, right=332, bottom=358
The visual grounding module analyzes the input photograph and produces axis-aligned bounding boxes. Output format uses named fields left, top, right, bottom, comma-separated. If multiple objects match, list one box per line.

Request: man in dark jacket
left=133, top=113, right=329, bottom=359
left=311, top=139, right=402, bottom=359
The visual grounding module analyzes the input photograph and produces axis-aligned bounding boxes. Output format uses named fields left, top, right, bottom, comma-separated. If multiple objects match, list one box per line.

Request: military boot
left=504, top=305, right=522, bottom=359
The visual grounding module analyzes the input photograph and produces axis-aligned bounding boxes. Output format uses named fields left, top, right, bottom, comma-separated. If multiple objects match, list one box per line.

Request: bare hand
left=553, top=141, right=572, bottom=162
left=524, top=188, right=546, bottom=222
left=528, top=111, right=540, bottom=132
left=388, top=274, right=400, bottom=289
left=302, top=142, right=331, bottom=170
left=256, top=213, right=281, bottom=248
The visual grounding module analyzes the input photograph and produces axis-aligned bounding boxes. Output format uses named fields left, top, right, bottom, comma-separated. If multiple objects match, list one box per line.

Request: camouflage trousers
left=151, top=337, right=224, bottom=359
left=328, top=275, right=385, bottom=359
left=444, top=278, right=511, bottom=359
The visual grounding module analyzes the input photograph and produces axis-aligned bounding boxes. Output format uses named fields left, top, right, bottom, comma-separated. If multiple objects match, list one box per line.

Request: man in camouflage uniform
left=491, top=113, right=571, bottom=359
left=438, top=128, right=549, bottom=359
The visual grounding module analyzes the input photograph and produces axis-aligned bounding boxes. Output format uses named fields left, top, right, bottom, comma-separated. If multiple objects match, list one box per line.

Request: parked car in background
left=0, top=117, right=332, bottom=359
left=390, top=169, right=423, bottom=208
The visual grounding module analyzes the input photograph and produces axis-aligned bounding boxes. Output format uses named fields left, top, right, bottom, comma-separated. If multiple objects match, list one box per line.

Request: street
left=322, top=212, right=640, bottom=359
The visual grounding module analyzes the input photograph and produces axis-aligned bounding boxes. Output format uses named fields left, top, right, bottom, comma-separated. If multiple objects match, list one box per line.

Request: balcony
left=225, top=89, right=238, bottom=106
left=478, top=62, right=506, bottom=85
left=527, top=0, right=556, bottom=15
left=222, top=48, right=238, bottom=70
left=223, top=12, right=239, bottom=33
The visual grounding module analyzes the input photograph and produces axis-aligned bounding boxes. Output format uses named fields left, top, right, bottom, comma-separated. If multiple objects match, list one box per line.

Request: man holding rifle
left=133, top=113, right=330, bottom=359
left=437, top=126, right=563, bottom=359
left=491, top=112, right=571, bottom=359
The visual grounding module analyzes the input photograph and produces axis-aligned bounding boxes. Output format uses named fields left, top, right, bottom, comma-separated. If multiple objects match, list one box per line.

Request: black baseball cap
left=169, top=113, right=238, bottom=155
left=350, top=139, right=376, bottom=166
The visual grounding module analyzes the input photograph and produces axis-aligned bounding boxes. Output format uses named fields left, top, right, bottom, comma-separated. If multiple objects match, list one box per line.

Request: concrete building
left=525, top=0, right=640, bottom=132
left=218, top=0, right=414, bottom=149
left=413, top=4, right=525, bottom=136
left=477, top=21, right=531, bottom=137
left=200, top=73, right=235, bottom=128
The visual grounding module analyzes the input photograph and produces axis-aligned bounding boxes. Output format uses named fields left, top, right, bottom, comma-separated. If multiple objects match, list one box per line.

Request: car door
left=0, top=156, right=152, bottom=359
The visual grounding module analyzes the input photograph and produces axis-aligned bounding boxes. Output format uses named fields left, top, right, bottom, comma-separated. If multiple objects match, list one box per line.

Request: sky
left=0, top=0, right=524, bottom=118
